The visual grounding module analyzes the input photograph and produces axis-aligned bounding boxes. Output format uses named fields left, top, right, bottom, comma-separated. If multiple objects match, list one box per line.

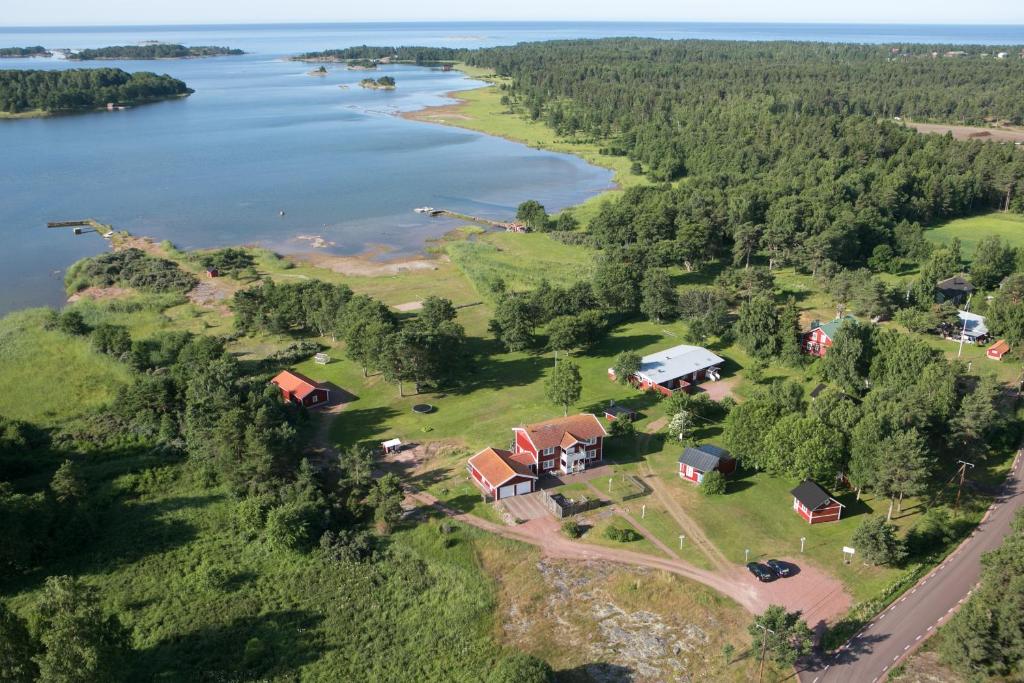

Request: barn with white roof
left=609, top=344, right=724, bottom=396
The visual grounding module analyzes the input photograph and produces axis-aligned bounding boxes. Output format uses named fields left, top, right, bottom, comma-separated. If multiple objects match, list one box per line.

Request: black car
left=746, top=562, right=776, bottom=582
left=766, top=559, right=793, bottom=577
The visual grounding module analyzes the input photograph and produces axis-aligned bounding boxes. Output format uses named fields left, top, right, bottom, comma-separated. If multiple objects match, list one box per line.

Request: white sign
left=842, top=546, right=856, bottom=555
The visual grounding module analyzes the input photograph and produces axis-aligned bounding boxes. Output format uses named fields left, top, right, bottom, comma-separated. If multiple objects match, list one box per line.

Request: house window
left=542, top=447, right=556, bottom=456
left=542, top=460, right=555, bottom=471
left=583, top=437, right=597, bottom=446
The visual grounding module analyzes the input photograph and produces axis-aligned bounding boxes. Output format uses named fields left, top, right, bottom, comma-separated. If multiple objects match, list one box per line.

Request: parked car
left=746, top=562, right=776, bottom=582
left=766, top=559, right=794, bottom=577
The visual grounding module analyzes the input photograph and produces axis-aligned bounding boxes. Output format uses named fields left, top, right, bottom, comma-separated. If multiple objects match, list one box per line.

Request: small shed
left=987, top=340, right=1010, bottom=361
left=790, top=480, right=844, bottom=524
left=314, top=352, right=330, bottom=365
left=935, top=275, right=973, bottom=304
left=382, top=438, right=402, bottom=454
left=604, top=403, right=638, bottom=422
left=205, top=267, right=220, bottom=278
left=678, top=444, right=736, bottom=483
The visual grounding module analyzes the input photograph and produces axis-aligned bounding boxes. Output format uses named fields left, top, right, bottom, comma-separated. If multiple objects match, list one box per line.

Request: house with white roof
left=957, top=311, right=989, bottom=343
left=609, top=344, right=724, bottom=396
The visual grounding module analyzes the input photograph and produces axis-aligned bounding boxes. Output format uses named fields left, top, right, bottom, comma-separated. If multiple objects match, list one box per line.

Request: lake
left=3, top=21, right=1024, bottom=314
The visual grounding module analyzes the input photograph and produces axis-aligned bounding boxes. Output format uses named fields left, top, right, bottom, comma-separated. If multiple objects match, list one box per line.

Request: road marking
left=927, top=625, right=934, bottom=631
left=825, top=665, right=830, bottom=672
left=904, top=645, right=910, bottom=651
left=911, top=588, right=917, bottom=594
left=879, top=614, right=886, bottom=620
left=894, top=655, right=900, bottom=661
left=883, top=665, right=889, bottom=672
left=948, top=607, right=955, bottom=614
left=812, top=678, right=819, bottom=683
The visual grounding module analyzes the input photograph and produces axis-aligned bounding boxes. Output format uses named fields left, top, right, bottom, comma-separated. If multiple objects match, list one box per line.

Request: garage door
left=498, top=484, right=516, bottom=499
left=515, top=481, right=532, bottom=495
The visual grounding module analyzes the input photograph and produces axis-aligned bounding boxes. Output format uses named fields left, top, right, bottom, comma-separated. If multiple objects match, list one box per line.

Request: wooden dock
left=422, top=209, right=527, bottom=232
left=47, top=218, right=113, bottom=235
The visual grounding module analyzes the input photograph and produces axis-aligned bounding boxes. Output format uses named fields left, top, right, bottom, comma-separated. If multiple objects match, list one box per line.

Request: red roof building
left=987, top=339, right=1010, bottom=361
left=270, top=370, right=330, bottom=408
left=513, top=413, right=607, bottom=476
left=467, top=448, right=537, bottom=500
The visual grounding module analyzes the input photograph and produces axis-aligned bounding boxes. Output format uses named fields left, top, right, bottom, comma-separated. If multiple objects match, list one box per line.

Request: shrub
left=57, top=310, right=90, bottom=336
left=561, top=520, right=583, bottom=538
left=608, top=417, right=636, bottom=438
left=235, top=494, right=273, bottom=539
left=189, top=561, right=230, bottom=592
left=700, top=470, right=726, bottom=495
left=90, top=323, right=132, bottom=357
left=604, top=525, right=641, bottom=543
left=486, top=653, right=554, bottom=683
left=265, top=502, right=315, bottom=551
left=851, top=516, right=907, bottom=566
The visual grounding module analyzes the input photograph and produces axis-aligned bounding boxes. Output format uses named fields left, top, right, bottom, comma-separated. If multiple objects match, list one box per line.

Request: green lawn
left=447, top=232, right=596, bottom=295
left=925, top=212, right=1024, bottom=258
left=0, top=309, right=132, bottom=426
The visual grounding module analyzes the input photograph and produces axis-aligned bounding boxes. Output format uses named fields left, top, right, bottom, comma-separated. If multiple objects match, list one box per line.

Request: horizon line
left=4, top=19, right=1024, bottom=30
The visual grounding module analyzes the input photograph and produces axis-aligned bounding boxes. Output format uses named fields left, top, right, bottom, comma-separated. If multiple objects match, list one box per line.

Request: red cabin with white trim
left=678, top=444, right=736, bottom=484
left=790, top=480, right=844, bottom=524
left=270, top=370, right=330, bottom=407
left=467, top=447, right=537, bottom=500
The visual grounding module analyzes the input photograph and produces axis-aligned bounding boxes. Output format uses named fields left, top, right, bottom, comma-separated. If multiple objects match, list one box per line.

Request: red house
left=467, top=447, right=537, bottom=500
left=790, top=480, right=845, bottom=524
left=513, top=414, right=607, bottom=476
left=802, top=315, right=857, bottom=357
left=678, top=445, right=736, bottom=484
left=271, top=370, right=330, bottom=407
left=987, top=339, right=1010, bottom=361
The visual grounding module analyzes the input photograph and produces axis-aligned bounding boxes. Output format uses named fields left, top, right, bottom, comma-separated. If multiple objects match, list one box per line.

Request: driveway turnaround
left=798, top=448, right=1023, bottom=683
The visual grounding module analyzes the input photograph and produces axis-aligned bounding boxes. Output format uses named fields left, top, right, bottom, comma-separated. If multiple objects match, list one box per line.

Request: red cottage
left=801, top=315, right=857, bottom=358
left=270, top=370, right=330, bottom=407
left=467, top=447, right=537, bottom=500
left=513, top=413, right=607, bottom=476
left=790, top=480, right=845, bottom=524
left=678, top=444, right=736, bottom=484
left=987, top=339, right=1010, bottom=361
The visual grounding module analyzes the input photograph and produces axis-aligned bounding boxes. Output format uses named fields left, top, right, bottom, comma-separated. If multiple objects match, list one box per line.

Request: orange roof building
left=987, top=339, right=1010, bottom=361
left=271, top=370, right=330, bottom=407
left=467, top=448, right=537, bottom=500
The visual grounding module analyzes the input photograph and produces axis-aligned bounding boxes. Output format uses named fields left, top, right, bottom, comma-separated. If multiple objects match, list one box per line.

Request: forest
left=0, top=68, right=191, bottom=114
left=294, top=45, right=463, bottom=64
left=67, top=44, right=244, bottom=60
left=0, top=46, right=50, bottom=58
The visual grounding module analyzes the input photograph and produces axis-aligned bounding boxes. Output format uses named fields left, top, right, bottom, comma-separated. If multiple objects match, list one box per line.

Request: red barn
left=513, top=413, right=607, bottom=475
left=790, top=480, right=844, bottom=524
left=802, top=315, right=857, bottom=357
left=271, top=370, right=330, bottom=407
left=987, top=339, right=1010, bottom=361
left=678, top=445, right=736, bottom=484
left=467, top=447, right=537, bottom=500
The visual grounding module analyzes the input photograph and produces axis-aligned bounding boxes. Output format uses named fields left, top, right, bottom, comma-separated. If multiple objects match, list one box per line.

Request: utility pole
left=954, top=460, right=975, bottom=514
left=957, top=294, right=972, bottom=359
left=754, top=623, right=775, bottom=683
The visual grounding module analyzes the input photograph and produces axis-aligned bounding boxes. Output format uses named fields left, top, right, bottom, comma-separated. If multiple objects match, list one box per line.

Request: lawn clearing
left=925, top=212, right=1024, bottom=258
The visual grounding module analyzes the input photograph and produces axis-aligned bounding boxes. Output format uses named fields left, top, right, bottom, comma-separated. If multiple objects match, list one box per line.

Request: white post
left=958, top=295, right=972, bottom=359
left=641, top=504, right=646, bottom=519
left=744, top=548, right=750, bottom=563
left=679, top=534, right=685, bottom=550
left=608, top=477, right=613, bottom=493
left=800, top=537, right=806, bottom=553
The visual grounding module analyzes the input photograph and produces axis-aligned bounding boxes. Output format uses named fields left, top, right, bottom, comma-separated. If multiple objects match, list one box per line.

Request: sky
left=3, top=0, right=1024, bottom=27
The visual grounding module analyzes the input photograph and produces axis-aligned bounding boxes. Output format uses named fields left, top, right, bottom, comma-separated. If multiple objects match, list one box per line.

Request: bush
left=235, top=494, right=273, bottom=539
left=608, top=417, right=636, bottom=438
left=700, top=470, right=726, bottom=495
left=90, top=323, right=132, bottom=357
left=851, top=516, right=907, bottom=566
left=486, top=653, right=554, bottom=683
left=604, top=525, right=642, bottom=543
left=57, top=310, right=90, bottom=336
left=265, top=502, right=317, bottom=551
left=189, top=561, right=230, bottom=592
left=561, top=520, right=583, bottom=538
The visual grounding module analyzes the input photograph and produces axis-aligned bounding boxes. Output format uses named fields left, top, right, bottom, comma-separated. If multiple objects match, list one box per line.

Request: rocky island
left=358, top=76, right=396, bottom=90
left=0, top=46, right=51, bottom=58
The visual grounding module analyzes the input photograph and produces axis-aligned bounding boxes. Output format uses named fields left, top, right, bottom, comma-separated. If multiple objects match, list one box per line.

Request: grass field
left=0, top=308, right=132, bottom=426
left=925, top=212, right=1024, bottom=258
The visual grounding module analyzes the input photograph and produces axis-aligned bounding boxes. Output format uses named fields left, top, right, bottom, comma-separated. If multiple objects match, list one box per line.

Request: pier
left=414, top=208, right=529, bottom=232
left=46, top=219, right=114, bottom=236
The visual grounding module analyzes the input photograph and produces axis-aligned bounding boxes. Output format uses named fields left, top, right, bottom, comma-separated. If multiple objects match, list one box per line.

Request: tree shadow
left=448, top=350, right=548, bottom=395
left=331, top=405, right=401, bottom=449
left=131, top=609, right=325, bottom=681
left=556, top=662, right=636, bottom=683
left=835, top=491, right=873, bottom=520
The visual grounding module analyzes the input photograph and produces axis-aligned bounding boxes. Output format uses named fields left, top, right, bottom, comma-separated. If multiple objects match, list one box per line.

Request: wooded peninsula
left=0, top=68, right=192, bottom=116
left=0, top=46, right=51, bottom=58
left=67, top=44, right=244, bottom=60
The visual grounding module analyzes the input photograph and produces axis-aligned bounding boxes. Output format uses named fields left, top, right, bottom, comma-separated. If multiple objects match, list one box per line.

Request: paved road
left=799, top=448, right=1023, bottom=683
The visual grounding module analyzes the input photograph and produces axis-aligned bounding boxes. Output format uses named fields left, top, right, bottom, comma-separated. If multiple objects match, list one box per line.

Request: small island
left=307, top=65, right=328, bottom=76
left=0, top=68, right=192, bottom=118
left=67, top=44, right=244, bottom=60
left=359, top=76, right=396, bottom=90
left=292, top=45, right=464, bottom=65
left=0, top=46, right=51, bottom=58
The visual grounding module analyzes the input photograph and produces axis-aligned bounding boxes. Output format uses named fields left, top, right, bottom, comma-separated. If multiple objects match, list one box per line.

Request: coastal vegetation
left=0, top=46, right=50, bottom=58
left=67, top=44, right=243, bottom=60
left=294, top=45, right=463, bottom=64
left=359, top=76, right=396, bottom=89
left=0, top=68, right=191, bottom=115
